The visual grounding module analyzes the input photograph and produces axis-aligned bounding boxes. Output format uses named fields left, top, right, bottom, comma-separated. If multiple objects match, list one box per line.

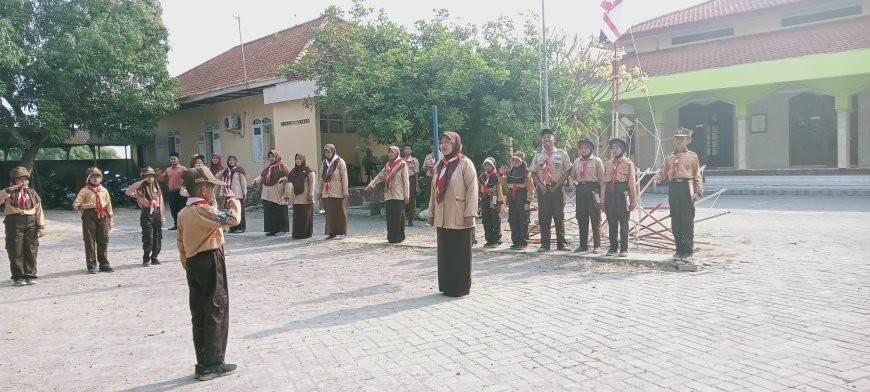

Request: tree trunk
left=19, top=135, right=49, bottom=171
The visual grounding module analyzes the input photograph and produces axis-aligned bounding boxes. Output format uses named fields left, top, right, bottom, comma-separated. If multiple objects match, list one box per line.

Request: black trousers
left=575, top=183, right=602, bottom=249
left=186, top=249, right=229, bottom=366
left=168, top=189, right=185, bottom=226
left=437, top=227, right=473, bottom=297
left=140, top=209, right=162, bottom=261
left=537, top=187, right=567, bottom=248
left=81, top=209, right=110, bottom=269
left=229, top=200, right=246, bottom=232
left=481, top=200, right=501, bottom=244
left=604, top=182, right=630, bottom=252
left=263, top=200, right=290, bottom=234
left=406, top=177, right=417, bottom=222
left=385, top=199, right=406, bottom=243
left=506, top=189, right=530, bottom=247
left=5, top=214, right=38, bottom=280
left=669, top=181, right=695, bottom=255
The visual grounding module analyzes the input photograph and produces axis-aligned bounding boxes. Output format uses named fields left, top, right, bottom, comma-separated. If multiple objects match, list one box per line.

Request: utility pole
left=541, top=0, right=550, bottom=129
left=234, top=15, right=249, bottom=88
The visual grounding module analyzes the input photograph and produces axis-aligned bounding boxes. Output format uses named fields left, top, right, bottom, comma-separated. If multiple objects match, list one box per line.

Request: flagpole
left=611, top=42, right=619, bottom=138
left=541, top=0, right=550, bottom=129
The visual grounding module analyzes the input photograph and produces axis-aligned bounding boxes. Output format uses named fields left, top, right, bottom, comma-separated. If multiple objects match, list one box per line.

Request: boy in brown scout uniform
left=126, top=166, right=165, bottom=266
left=1, top=167, right=45, bottom=286
left=529, top=128, right=572, bottom=252
left=73, top=167, right=114, bottom=274
left=654, top=128, right=703, bottom=263
left=498, top=151, right=535, bottom=250
left=601, top=137, right=637, bottom=257
left=571, top=137, right=605, bottom=254
left=478, top=157, right=504, bottom=248
left=177, top=167, right=240, bottom=381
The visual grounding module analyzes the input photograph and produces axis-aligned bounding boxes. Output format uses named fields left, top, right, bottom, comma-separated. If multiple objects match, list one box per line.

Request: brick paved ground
left=1, top=204, right=869, bottom=391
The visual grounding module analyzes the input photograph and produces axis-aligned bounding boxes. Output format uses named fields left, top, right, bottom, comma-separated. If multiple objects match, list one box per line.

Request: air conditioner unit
left=223, top=116, right=241, bottom=131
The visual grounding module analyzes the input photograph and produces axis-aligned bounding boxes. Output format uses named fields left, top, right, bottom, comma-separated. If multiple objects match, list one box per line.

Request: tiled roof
left=622, top=15, right=870, bottom=77
left=627, top=0, right=811, bottom=36
left=176, top=17, right=326, bottom=99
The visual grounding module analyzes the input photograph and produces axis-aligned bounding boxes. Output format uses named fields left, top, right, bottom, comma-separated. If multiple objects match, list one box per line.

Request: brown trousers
left=81, top=209, right=110, bottom=269
left=406, top=176, right=418, bottom=222
left=186, top=249, right=229, bottom=366
left=5, top=214, right=38, bottom=280
left=140, top=209, right=162, bottom=261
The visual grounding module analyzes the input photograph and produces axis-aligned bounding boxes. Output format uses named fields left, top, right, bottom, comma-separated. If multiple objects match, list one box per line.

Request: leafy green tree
left=35, top=145, right=120, bottom=160
left=286, top=2, right=643, bottom=166
left=0, top=0, right=177, bottom=170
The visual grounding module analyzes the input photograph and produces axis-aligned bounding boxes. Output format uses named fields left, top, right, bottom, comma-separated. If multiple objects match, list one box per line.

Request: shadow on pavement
left=245, top=293, right=452, bottom=339
left=116, top=375, right=198, bottom=392
left=295, top=283, right=402, bottom=305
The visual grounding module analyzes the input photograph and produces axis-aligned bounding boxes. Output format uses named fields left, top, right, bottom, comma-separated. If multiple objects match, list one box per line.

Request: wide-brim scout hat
left=483, top=157, right=496, bottom=168
left=540, top=128, right=555, bottom=137
left=674, top=127, right=693, bottom=138
left=577, top=137, right=596, bottom=149
left=86, top=167, right=103, bottom=177
left=182, top=166, right=226, bottom=191
left=511, top=151, right=526, bottom=162
left=140, top=166, right=157, bottom=176
left=190, top=153, right=205, bottom=162
left=10, top=166, right=29, bottom=180
left=608, top=137, right=628, bottom=152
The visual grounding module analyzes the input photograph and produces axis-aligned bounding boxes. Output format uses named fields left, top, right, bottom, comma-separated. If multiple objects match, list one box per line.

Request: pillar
left=736, top=116, right=748, bottom=169
left=837, top=108, right=850, bottom=169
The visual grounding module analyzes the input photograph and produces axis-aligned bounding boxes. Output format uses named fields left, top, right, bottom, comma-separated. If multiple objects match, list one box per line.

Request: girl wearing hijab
left=427, top=131, right=478, bottom=297
left=601, top=137, right=637, bottom=257
left=478, top=157, right=503, bottom=248
left=365, top=146, right=410, bottom=243
left=498, top=151, right=534, bottom=250
left=286, top=153, right=317, bottom=239
left=251, top=150, right=291, bottom=236
left=220, top=155, right=248, bottom=233
left=320, top=144, right=349, bottom=240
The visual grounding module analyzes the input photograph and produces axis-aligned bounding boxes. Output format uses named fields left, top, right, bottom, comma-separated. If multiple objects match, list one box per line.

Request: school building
left=142, top=17, right=386, bottom=190
left=616, top=0, right=870, bottom=194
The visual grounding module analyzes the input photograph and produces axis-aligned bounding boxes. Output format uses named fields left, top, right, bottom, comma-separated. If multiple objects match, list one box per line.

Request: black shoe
left=87, top=268, right=97, bottom=274
left=509, top=244, right=517, bottom=250
left=265, top=232, right=277, bottom=237
left=194, top=364, right=205, bottom=380
left=557, top=244, right=568, bottom=251
left=483, top=242, right=494, bottom=248
left=13, top=279, right=25, bottom=287
left=671, top=252, right=682, bottom=261
left=407, top=221, right=414, bottom=227
left=99, top=266, right=114, bottom=273
left=681, top=253, right=695, bottom=262
left=515, top=244, right=527, bottom=250
left=573, top=247, right=589, bottom=254
left=198, top=362, right=237, bottom=381
left=168, top=226, right=178, bottom=231
left=150, top=258, right=161, bottom=265
left=537, top=246, right=550, bottom=253
left=605, top=249, right=617, bottom=256
left=325, top=234, right=336, bottom=240
left=142, top=259, right=150, bottom=267
left=618, top=250, right=629, bottom=257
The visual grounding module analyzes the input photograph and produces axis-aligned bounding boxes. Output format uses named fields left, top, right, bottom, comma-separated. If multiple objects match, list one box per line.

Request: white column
left=837, top=108, right=850, bottom=169
left=736, top=116, right=748, bottom=169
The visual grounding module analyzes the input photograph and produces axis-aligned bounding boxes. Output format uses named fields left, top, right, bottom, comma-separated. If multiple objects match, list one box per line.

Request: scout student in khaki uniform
left=403, top=143, right=420, bottom=227
left=126, top=167, right=165, bottom=266
left=529, top=128, right=572, bottom=252
left=365, top=146, right=410, bottom=243
left=571, top=137, right=605, bottom=254
left=601, top=137, right=637, bottom=257
left=155, top=152, right=188, bottom=230
left=320, top=144, right=349, bottom=240
left=176, top=167, right=240, bottom=381
left=654, top=127, right=703, bottom=262
left=478, top=157, right=503, bottom=248
left=428, top=131, right=477, bottom=297
left=1, top=167, right=45, bottom=286
left=73, top=167, right=114, bottom=274
left=498, top=151, right=535, bottom=250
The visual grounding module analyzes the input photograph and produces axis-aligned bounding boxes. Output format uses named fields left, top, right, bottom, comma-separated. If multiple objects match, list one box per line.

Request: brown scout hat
left=182, top=166, right=226, bottom=191
left=577, top=137, right=596, bottom=149
left=140, top=166, right=157, bottom=176
left=674, top=127, right=693, bottom=138
left=10, top=166, right=29, bottom=179
left=511, top=151, right=526, bottom=162
left=190, top=153, right=205, bottom=162
left=608, top=137, right=628, bottom=152
left=86, top=167, right=102, bottom=177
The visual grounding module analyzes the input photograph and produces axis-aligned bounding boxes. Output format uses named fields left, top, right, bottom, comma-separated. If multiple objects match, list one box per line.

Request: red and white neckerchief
left=542, top=150, right=557, bottom=183
left=609, top=158, right=622, bottom=192
left=323, top=157, right=337, bottom=194
left=16, top=187, right=27, bottom=207
left=147, top=183, right=160, bottom=214
left=481, top=169, right=497, bottom=195
left=384, top=156, right=404, bottom=191
left=223, top=165, right=237, bottom=194
left=186, top=197, right=208, bottom=206
left=669, top=151, right=686, bottom=179
left=435, top=154, right=462, bottom=203
left=579, top=156, right=591, bottom=180
left=264, top=160, right=285, bottom=185
left=87, top=185, right=106, bottom=218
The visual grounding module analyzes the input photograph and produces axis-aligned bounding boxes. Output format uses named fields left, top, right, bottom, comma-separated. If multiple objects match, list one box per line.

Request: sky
left=161, top=0, right=711, bottom=76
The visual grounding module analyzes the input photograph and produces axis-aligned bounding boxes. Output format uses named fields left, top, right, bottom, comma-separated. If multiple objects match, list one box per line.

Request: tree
left=286, top=2, right=643, bottom=166
left=0, top=0, right=177, bottom=170
left=34, top=145, right=120, bottom=160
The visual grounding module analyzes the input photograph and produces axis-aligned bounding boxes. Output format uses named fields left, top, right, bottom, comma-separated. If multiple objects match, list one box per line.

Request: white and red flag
left=600, top=0, right=627, bottom=42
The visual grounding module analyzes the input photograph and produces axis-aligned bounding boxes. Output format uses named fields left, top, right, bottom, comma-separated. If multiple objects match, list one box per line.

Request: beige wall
left=746, top=93, right=794, bottom=169
left=270, top=100, right=319, bottom=175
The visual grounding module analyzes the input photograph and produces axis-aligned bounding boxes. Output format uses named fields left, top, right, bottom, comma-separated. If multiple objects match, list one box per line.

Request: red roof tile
left=622, top=15, right=870, bottom=77
left=627, top=0, right=811, bottom=36
left=176, top=17, right=327, bottom=99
